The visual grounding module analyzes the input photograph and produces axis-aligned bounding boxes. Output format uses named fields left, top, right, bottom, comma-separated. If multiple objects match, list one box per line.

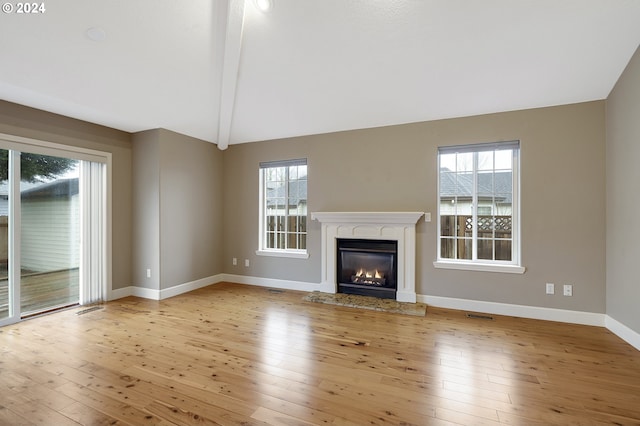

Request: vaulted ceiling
left=1, top=0, right=639, bottom=149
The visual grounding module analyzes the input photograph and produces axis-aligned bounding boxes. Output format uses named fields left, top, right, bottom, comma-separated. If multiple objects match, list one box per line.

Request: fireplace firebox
left=336, top=239, right=397, bottom=299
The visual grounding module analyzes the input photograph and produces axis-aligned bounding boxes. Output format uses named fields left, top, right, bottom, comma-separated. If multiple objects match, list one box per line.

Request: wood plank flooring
left=1, top=282, right=639, bottom=425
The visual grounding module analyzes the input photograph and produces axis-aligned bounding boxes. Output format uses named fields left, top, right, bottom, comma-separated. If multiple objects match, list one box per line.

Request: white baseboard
left=107, top=274, right=224, bottom=301
left=419, top=294, right=606, bottom=327
left=605, top=315, right=640, bottom=351
left=219, top=273, right=323, bottom=292
left=108, top=285, right=134, bottom=301
left=159, top=274, right=225, bottom=299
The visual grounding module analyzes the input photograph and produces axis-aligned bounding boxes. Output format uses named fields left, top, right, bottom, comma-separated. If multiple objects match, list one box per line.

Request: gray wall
left=132, top=129, right=224, bottom=290
left=0, top=92, right=619, bottom=319
left=158, top=129, right=223, bottom=289
left=0, top=100, right=133, bottom=291
left=606, top=46, right=640, bottom=334
left=223, top=101, right=607, bottom=313
left=132, top=130, right=161, bottom=290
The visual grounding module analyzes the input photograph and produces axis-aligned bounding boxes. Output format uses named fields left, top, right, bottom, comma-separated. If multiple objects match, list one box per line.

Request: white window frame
left=256, top=158, right=309, bottom=259
left=434, top=141, right=525, bottom=274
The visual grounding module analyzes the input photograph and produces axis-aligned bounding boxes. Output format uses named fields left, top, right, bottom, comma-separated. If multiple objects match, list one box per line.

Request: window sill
left=256, top=249, right=309, bottom=259
left=433, top=261, right=526, bottom=274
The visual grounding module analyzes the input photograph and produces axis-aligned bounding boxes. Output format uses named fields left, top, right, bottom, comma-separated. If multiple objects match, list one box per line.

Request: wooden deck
left=1, top=282, right=639, bottom=425
left=0, top=268, right=79, bottom=318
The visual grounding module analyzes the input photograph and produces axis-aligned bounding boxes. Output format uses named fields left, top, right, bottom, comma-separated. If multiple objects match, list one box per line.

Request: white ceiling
left=1, top=0, right=639, bottom=149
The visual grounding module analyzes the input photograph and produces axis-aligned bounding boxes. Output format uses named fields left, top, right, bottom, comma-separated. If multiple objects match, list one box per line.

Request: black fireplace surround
left=336, top=238, right=398, bottom=299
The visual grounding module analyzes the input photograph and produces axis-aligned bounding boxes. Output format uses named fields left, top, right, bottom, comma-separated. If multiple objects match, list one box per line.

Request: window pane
left=440, top=153, right=456, bottom=171
left=457, top=238, right=472, bottom=260
left=456, top=153, right=473, bottom=172
left=456, top=201, right=472, bottom=217
left=455, top=172, right=473, bottom=197
left=495, top=149, right=512, bottom=170
left=21, top=154, right=80, bottom=315
left=289, top=165, right=298, bottom=180
left=478, top=239, right=494, bottom=260
left=461, top=216, right=472, bottom=237
left=439, top=199, right=455, bottom=221
left=440, top=215, right=455, bottom=237
left=495, top=172, right=512, bottom=194
left=495, top=216, right=512, bottom=239
left=477, top=171, right=494, bottom=197
left=297, top=165, right=307, bottom=179
left=439, top=171, right=456, bottom=203
left=478, top=151, right=493, bottom=171
left=496, top=240, right=512, bottom=261
left=477, top=216, right=494, bottom=238
left=287, top=233, right=297, bottom=249
left=440, top=238, right=454, bottom=259
left=495, top=199, right=512, bottom=217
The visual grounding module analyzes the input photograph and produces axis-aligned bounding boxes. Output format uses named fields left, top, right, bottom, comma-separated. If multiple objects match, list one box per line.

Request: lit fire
left=352, top=269, right=386, bottom=286
left=355, top=269, right=384, bottom=279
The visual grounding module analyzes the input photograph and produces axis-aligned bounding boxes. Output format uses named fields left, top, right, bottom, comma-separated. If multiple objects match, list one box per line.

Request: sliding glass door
left=0, top=136, right=108, bottom=326
left=20, top=154, right=80, bottom=316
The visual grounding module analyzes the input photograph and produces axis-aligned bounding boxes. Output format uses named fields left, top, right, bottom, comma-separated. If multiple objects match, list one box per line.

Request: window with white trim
left=258, top=158, right=308, bottom=258
left=437, top=141, right=521, bottom=270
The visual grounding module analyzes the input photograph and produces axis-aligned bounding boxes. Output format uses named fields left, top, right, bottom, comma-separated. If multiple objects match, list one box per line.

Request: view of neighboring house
left=439, top=169, right=513, bottom=260
left=0, top=178, right=79, bottom=274
left=439, top=169, right=513, bottom=217
left=265, top=178, right=308, bottom=250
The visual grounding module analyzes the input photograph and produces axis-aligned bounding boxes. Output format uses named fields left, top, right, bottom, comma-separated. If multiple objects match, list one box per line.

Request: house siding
left=21, top=195, right=80, bottom=272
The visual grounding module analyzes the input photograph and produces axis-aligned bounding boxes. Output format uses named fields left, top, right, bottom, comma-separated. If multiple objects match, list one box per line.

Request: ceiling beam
left=216, top=0, right=246, bottom=150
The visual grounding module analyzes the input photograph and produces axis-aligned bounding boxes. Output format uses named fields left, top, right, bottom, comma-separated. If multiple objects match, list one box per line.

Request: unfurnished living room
left=1, top=0, right=640, bottom=424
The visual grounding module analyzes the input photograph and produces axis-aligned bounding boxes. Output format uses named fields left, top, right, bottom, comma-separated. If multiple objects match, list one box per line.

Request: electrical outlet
left=424, top=212, right=431, bottom=222
left=546, top=283, right=555, bottom=295
left=563, top=284, right=573, bottom=296
left=146, top=268, right=151, bottom=278
left=245, top=259, right=250, bottom=267
left=232, top=257, right=237, bottom=266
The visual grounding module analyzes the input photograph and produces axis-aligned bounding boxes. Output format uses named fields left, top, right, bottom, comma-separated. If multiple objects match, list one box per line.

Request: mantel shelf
left=311, top=212, right=424, bottom=225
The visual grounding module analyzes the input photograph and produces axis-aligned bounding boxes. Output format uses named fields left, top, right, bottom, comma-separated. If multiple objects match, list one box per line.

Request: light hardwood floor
left=1, top=282, right=639, bottom=425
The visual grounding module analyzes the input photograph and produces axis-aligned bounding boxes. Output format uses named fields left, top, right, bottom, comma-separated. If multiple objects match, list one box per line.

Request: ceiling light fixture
left=254, top=0, right=273, bottom=13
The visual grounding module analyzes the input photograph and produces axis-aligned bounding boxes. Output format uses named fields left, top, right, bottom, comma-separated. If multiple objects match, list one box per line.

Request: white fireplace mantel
left=311, top=212, right=423, bottom=303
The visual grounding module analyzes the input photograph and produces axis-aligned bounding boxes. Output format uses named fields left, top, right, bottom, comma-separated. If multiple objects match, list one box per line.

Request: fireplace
left=311, top=212, right=423, bottom=303
left=337, top=239, right=398, bottom=299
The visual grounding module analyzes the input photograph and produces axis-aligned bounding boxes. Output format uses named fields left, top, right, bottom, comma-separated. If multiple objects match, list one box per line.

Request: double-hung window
left=257, top=158, right=309, bottom=259
left=435, top=141, right=524, bottom=273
